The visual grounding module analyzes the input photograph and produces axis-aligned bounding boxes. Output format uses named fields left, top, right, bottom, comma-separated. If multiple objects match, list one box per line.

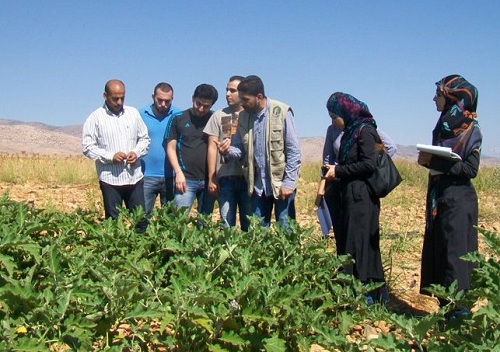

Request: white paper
left=416, top=144, right=462, bottom=160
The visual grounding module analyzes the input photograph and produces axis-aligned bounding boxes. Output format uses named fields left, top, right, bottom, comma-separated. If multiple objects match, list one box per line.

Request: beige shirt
left=203, top=107, right=244, bottom=179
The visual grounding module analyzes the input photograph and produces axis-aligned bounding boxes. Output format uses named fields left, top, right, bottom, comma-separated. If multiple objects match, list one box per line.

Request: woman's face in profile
left=433, top=89, right=446, bottom=112
left=329, top=112, right=345, bottom=130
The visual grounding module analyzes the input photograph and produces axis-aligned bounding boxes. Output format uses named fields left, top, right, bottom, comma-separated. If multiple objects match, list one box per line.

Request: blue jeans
left=143, top=176, right=174, bottom=217
left=99, top=179, right=148, bottom=233
left=174, top=178, right=216, bottom=215
left=252, top=190, right=296, bottom=229
left=218, top=176, right=251, bottom=231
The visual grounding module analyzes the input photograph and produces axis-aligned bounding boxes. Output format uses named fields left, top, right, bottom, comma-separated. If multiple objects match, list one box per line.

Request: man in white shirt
left=82, top=79, right=151, bottom=232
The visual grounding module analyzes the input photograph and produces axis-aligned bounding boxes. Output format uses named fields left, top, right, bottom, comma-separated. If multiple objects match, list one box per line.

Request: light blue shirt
left=252, top=108, right=268, bottom=195
left=139, top=104, right=181, bottom=178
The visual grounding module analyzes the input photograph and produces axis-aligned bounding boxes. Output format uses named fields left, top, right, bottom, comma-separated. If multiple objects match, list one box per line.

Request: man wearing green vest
left=218, top=75, right=301, bottom=229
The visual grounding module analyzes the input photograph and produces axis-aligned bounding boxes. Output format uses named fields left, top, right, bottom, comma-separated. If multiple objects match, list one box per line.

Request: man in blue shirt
left=139, top=82, right=181, bottom=218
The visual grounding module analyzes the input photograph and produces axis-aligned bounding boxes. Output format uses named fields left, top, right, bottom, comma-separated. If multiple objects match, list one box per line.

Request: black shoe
left=445, top=307, right=469, bottom=320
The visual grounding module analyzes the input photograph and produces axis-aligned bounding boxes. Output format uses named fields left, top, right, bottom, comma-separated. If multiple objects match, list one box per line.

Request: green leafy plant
left=1, top=193, right=498, bottom=351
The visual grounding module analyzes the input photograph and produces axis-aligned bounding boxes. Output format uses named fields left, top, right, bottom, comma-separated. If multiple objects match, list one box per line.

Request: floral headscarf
left=433, top=75, right=481, bottom=159
left=427, top=75, right=482, bottom=225
left=326, top=92, right=377, bottom=164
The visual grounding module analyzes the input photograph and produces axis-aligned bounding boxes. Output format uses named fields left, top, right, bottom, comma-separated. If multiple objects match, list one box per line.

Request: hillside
left=0, top=119, right=326, bottom=162
left=0, top=119, right=82, bottom=155
left=1, top=118, right=498, bottom=165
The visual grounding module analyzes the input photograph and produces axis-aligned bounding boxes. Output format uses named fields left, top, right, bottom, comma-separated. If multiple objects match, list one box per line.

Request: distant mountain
left=0, top=119, right=327, bottom=162
left=394, top=144, right=500, bottom=166
left=0, top=119, right=498, bottom=165
left=58, top=124, right=84, bottom=138
left=0, top=119, right=82, bottom=155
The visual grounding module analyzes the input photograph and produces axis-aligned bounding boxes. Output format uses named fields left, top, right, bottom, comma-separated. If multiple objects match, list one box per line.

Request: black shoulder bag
left=366, top=141, right=403, bottom=198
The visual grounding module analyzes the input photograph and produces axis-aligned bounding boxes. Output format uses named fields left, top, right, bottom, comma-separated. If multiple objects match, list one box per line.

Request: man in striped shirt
left=82, top=79, right=151, bottom=232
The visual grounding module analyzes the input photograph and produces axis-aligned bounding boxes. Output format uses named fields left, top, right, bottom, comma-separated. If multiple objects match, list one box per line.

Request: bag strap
left=360, top=123, right=385, bottom=153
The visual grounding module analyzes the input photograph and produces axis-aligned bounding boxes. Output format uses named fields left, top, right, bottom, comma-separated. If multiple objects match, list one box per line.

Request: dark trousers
left=99, top=179, right=148, bottom=233
left=324, top=179, right=344, bottom=255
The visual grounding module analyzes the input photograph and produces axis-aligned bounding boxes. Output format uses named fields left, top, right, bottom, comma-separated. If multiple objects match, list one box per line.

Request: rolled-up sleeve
left=221, top=129, right=244, bottom=163
left=378, top=129, right=397, bottom=158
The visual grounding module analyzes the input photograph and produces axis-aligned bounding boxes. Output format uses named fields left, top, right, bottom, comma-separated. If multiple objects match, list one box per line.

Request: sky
left=1, top=1, right=499, bottom=157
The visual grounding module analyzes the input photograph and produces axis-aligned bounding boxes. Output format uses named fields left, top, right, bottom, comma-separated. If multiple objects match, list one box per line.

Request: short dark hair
left=237, top=75, right=265, bottom=97
left=193, top=84, right=218, bottom=104
left=154, top=82, right=173, bottom=95
left=229, top=75, right=245, bottom=83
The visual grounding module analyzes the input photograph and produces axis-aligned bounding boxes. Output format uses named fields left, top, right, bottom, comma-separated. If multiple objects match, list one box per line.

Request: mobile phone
left=321, top=165, right=329, bottom=177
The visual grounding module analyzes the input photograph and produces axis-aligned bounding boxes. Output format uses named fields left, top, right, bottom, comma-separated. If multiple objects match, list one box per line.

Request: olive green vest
left=238, top=99, right=290, bottom=198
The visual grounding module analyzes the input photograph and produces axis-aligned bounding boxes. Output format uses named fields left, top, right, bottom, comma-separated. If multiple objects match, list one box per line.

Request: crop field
left=0, top=154, right=498, bottom=351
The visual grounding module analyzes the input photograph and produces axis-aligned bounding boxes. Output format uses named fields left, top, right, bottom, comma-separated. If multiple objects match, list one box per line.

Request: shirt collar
left=144, top=104, right=164, bottom=120
left=103, top=103, right=124, bottom=117
left=255, top=104, right=267, bottom=120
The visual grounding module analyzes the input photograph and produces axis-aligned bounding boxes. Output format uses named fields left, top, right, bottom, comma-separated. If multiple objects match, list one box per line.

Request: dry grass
left=1, top=153, right=498, bottom=232
left=0, top=153, right=96, bottom=184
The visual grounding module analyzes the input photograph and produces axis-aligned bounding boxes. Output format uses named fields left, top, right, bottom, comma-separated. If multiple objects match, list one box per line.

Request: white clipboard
left=416, top=144, right=462, bottom=160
